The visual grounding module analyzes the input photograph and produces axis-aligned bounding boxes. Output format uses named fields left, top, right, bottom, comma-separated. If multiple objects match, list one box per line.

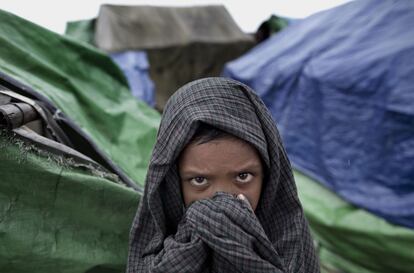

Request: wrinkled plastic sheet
left=0, top=9, right=161, bottom=186
left=65, top=19, right=96, bottom=46
left=295, top=170, right=414, bottom=273
left=224, top=0, right=414, bottom=228
left=94, top=5, right=253, bottom=51
left=0, top=133, right=139, bottom=273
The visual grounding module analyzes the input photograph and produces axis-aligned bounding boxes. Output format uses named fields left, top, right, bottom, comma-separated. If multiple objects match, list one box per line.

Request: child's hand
left=237, top=193, right=254, bottom=213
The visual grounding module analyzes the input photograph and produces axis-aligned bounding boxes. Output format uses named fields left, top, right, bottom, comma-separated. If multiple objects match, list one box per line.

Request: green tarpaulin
left=0, top=9, right=159, bottom=273
left=296, top=172, right=414, bottom=273
left=0, top=9, right=160, bottom=187
left=0, top=134, right=138, bottom=273
left=65, top=19, right=96, bottom=46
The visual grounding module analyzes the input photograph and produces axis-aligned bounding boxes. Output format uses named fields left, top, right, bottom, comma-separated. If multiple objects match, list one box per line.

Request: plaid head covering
left=127, top=77, right=319, bottom=272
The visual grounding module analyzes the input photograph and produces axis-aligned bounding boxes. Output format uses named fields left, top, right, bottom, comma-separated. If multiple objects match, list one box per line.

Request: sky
left=0, top=0, right=352, bottom=34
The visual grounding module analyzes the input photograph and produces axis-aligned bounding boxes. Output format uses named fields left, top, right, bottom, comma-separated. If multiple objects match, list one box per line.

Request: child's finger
left=237, top=194, right=254, bottom=212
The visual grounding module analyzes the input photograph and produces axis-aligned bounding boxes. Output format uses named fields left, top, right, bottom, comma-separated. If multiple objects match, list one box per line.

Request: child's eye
left=189, top=177, right=209, bottom=187
left=236, top=172, right=253, bottom=183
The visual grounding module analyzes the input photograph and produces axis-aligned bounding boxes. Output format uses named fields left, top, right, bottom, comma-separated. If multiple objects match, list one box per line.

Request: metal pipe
left=0, top=102, right=38, bottom=129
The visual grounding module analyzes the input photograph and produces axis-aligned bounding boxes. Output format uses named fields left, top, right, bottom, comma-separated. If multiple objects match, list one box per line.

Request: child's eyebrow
left=179, top=168, right=210, bottom=177
left=234, top=162, right=262, bottom=172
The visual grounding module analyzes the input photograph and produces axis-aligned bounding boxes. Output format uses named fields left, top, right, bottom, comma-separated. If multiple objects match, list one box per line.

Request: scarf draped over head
left=127, top=77, right=319, bottom=273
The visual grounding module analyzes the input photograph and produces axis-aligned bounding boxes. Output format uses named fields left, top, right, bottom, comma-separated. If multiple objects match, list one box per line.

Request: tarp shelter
left=224, top=0, right=414, bottom=228
left=224, top=0, right=414, bottom=272
left=0, top=8, right=160, bottom=273
left=66, top=5, right=255, bottom=110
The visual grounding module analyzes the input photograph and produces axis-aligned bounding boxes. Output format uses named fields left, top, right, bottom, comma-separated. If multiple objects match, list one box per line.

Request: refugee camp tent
left=66, top=5, right=255, bottom=111
left=224, top=0, right=414, bottom=228
left=0, top=9, right=160, bottom=273
left=223, top=0, right=414, bottom=272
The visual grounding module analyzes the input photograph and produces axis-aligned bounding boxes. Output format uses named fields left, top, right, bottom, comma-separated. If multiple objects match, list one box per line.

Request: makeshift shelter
left=66, top=5, right=255, bottom=110
left=224, top=0, right=414, bottom=228
left=0, top=9, right=160, bottom=273
left=223, top=0, right=414, bottom=272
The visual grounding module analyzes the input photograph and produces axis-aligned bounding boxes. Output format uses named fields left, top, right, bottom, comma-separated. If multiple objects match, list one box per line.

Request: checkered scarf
left=127, top=77, right=319, bottom=272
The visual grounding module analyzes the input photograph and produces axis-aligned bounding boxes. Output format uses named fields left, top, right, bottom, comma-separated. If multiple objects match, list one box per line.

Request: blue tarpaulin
left=224, top=0, right=414, bottom=228
left=110, top=51, right=155, bottom=106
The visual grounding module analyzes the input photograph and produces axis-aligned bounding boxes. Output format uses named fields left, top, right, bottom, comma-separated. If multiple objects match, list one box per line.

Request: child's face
left=178, top=136, right=263, bottom=211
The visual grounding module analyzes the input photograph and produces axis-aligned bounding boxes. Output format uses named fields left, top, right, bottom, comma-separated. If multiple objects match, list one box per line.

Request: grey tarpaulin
left=94, top=5, right=254, bottom=110
left=127, top=78, right=319, bottom=272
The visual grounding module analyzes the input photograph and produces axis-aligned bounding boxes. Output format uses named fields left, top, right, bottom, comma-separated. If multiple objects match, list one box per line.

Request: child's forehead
left=180, top=134, right=264, bottom=171
left=179, top=136, right=264, bottom=168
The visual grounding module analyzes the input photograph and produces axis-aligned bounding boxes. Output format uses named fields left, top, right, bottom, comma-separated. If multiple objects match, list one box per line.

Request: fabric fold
left=186, top=192, right=286, bottom=272
left=135, top=216, right=209, bottom=273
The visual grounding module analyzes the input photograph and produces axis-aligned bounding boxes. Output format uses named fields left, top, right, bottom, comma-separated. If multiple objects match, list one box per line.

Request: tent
left=224, top=0, right=414, bottom=228
left=0, top=9, right=160, bottom=273
left=66, top=5, right=255, bottom=110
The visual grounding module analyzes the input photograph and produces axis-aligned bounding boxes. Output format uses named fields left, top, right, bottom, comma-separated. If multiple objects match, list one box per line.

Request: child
left=127, top=77, right=319, bottom=273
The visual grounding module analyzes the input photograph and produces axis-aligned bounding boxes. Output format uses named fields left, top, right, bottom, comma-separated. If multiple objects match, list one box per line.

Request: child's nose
left=211, top=181, right=239, bottom=196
